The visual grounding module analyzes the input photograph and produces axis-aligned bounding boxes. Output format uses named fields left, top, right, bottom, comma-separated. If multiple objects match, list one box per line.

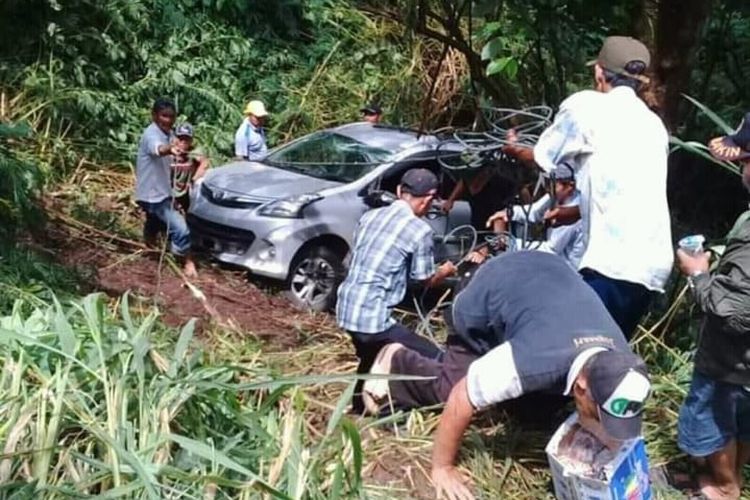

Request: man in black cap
left=362, top=251, right=651, bottom=500
left=360, top=103, right=383, bottom=124
left=674, top=118, right=750, bottom=500
left=503, top=36, right=673, bottom=340
left=337, top=168, right=457, bottom=413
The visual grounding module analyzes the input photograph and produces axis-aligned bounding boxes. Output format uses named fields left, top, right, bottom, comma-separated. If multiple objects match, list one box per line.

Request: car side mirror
left=363, top=190, right=396, bottom=208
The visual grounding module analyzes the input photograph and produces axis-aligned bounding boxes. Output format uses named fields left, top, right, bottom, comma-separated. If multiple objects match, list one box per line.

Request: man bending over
left=363, top=251, right=651, bottom=499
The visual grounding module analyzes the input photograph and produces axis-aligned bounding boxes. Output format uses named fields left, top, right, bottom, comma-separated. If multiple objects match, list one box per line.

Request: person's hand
left=466, top=251, right=485, bottom=265
left=169, top=143, right=184, bottom=156
left=441, top=199, right=455, bottom=214
left=431, top=465, right=475, bottom=500
left=486, top=210, right=508, bottom=229
left=676, top=248, right=710, bottom=277
left=506, top=128, right=518, bottom=145
left=439, top=260, right=458, bottom=277
left=543, top=208, right=560, bottom=226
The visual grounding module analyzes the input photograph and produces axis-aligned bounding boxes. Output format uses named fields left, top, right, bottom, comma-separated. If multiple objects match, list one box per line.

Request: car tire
left=285, top=246, right=345, bottom=312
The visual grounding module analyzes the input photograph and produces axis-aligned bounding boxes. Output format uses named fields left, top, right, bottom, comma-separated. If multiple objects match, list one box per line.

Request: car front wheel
left=286, top=246, right=344, bottom=312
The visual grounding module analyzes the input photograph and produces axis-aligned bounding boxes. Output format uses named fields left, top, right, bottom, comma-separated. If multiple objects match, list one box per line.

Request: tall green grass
left=0, top=292, right=362, bottom=499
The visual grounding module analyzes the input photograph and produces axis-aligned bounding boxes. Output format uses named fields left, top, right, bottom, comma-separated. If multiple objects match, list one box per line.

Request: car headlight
left=258, top=193, right=323, bottom=218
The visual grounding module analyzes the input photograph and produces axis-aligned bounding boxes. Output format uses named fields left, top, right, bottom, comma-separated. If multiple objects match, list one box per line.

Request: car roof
left=330, top=122, right=439, bottom=154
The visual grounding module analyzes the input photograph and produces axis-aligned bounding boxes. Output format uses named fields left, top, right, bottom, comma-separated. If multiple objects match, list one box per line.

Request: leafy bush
left=0, top=123, right=45, bottom=234
left=0, top=293, right=363, bottom=498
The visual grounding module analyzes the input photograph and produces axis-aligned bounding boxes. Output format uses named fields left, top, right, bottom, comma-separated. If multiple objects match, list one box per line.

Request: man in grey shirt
left=135, top=97, right=197, bottom=277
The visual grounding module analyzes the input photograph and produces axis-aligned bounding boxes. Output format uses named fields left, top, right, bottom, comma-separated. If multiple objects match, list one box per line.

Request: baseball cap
left=243, top=100, right=268, bottom=117
left=708, top=112, right=750, bottom=162
left=400, top=168, right=439, bottom=197
left=587, top=36, right=651, bottom=84
left=360, top=103, right=383, bottom=116
left=587, top=351, right=651, bottom=441
left=550, top=163, right=575, bottom=181
left=175, top=122, right=194, bottom=138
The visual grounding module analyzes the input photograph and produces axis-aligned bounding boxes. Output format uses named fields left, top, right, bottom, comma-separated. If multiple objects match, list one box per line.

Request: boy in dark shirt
left=171, top=123, right=209, bottom=212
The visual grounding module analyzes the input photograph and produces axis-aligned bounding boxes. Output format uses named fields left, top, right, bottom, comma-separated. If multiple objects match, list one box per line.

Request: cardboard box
left=545, top=413, right=651, bottom=500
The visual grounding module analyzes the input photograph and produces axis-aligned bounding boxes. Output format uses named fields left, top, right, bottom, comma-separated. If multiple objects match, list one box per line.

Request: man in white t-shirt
left=504, top=36, right=673, bottom=338
left=234, top=100, right=268, bottom=161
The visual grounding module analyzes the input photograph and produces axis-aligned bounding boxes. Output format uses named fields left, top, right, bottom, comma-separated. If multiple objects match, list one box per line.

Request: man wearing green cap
left=504, top=36, right=673, bottom=340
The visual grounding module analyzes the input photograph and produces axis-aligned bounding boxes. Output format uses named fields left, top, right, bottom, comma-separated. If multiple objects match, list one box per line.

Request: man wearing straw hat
left=674, top=117, right=750, bottom=500
left=234, top=100, right=268, bottom=161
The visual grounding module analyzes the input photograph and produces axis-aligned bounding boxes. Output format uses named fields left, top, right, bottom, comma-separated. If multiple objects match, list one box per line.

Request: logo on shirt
left=573, top=335, right=615, bottom=348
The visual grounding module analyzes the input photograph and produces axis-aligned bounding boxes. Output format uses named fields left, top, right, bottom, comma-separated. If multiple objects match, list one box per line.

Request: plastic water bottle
left=678, top=234, right=706, bottom=255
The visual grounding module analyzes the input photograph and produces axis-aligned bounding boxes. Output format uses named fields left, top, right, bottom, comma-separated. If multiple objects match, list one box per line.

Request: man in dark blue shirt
left=363, top=251, right=651, bottom=499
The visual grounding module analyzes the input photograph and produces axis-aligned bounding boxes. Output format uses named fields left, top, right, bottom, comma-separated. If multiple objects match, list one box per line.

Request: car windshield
left=264, top=131, right=393, bottom=182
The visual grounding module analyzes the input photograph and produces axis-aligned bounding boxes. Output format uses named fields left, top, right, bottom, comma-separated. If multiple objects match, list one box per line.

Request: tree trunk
left=650, top=0, right=713, bottom=131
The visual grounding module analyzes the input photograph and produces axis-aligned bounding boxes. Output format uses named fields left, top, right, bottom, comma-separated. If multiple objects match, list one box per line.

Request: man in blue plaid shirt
left=337, top=168, right=457, bottom=413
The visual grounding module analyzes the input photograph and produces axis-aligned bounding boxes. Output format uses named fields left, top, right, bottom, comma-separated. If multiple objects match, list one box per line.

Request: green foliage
left=0, top=122, right=46, bottom=235
left=1, top=0, right=430, bottom=167
left=0, top=243, right=83, bottom=316
left=0, top=292, right=364, bottom=498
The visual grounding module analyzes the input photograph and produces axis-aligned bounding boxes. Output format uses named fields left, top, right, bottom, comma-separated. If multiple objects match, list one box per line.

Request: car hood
left=203, top=162, right=343, bottom=199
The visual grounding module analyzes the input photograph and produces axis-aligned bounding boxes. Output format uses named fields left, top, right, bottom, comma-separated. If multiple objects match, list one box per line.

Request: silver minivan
left=188, top=122, right=471, bottom=311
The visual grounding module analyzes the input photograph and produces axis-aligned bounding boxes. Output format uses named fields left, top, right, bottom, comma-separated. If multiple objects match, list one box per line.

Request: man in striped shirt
left=336, top=168, right=457, bottom=412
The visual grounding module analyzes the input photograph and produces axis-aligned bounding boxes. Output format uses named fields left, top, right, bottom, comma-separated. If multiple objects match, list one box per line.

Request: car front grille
left=200, top=183, right=265, bottom=209
left=187, top=214, right=255, bottom=254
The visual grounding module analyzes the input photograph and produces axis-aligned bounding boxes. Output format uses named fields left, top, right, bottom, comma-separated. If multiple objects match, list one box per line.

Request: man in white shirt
left=135, top=97, right=197, bottom=277
left=505, top=36, right=674, bottom=339
left=487, top=163, right=584, bottom=269
left=234, top=100, right=268, bottom=161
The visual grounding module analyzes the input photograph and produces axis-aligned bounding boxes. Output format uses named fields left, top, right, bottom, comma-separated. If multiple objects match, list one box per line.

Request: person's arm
left=431, top=343, right=520, bottom=498
left=502, top=143, right=536, bottom=167
left=192, top=155, right=210, bottom=181
left=678, top=247, right=750, bottom=327
left=411, top=228, right=456, bottom=288
left=146, top=131, right=179, bottom=158
left=501, top=128, right=536, bottom=168
left=533, top=105, right=592, bottom=175
left=544, top=205, right=581, bottom=227
left=442, top=179, right=466, bottom=213
left=425, top=261, right=458, bottom=288
left=431, top=377, right=476, bottom=500
left=234, top=123, right=248, bottom=159
left=513, top=194, right=551, bottom=223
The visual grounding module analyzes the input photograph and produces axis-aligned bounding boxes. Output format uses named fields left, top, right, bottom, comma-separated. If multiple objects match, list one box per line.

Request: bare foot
left=698, top=474, right=740, bottom=500
left=183, top=259, right=198, bottom=279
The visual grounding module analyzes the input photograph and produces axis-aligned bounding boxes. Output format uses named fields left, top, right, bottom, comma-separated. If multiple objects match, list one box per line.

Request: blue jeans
left=580, top=268, right=653, bottom=340
left=678, top=371, right=750, bottom=457
left=137, top=198, right=191, bottom=256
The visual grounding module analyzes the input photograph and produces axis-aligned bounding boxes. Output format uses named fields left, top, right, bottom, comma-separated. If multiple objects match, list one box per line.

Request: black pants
left=386, top=338, right=570, bottom=423
left=348, top=323, right=442, bottom=414
left=580, top=268, right=654, bottom=340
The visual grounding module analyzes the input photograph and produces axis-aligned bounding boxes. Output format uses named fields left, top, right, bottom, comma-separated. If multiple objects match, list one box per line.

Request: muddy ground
left=43, top=212, right=330, bottom=351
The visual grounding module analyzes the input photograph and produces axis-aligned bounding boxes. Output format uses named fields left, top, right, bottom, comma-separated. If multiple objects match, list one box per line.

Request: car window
left=265, top=132, right=392, bottom=182
left=378, top=157, right=458, bottom=199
